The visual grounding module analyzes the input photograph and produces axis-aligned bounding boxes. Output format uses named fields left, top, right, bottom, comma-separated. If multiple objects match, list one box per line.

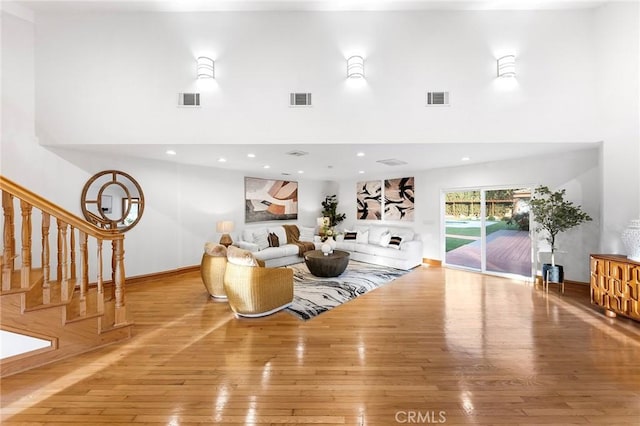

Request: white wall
left=3, top=4, right=638, bottom=282
left=0, top=10, right=93, bottom=212
left=34, top=10, right=599, bottom=147
left=1, top=9, right=330, bottom=277
left=337, top=148, right=601, bottom=282
left=50, top=148, right=331, bottom=276
left=594, top=2, right=640, bottom=252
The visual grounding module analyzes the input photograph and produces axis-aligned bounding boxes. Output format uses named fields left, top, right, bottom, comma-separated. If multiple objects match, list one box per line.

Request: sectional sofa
left=333, top=224, right=423, bottom=270
left=237, top=224, right=423, bottom=270
left=237, top=225, right=317, bottom=267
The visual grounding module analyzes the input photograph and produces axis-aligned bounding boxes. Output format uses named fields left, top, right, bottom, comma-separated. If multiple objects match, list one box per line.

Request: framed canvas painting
left=384, top=177, right=415, bottom=221
left=356, top=180, right=382, bottom=220
left=245, top=177, right=298, bottom=223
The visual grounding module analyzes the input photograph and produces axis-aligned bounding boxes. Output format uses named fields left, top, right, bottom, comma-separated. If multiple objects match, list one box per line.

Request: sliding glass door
left=444, top=188, right=532, bottom=279
left=444, top=190, right=482, bottom=270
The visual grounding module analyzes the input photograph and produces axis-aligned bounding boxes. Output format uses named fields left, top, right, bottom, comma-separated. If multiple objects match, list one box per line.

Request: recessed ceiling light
left=358, top=170, right=365, bottom=174
left=165, top=150, right=176, bottom=156
left=247, top=153, right=256, bottom=158
left=218, top=157, right=227, bottom=163
left=356, top=152, right=365, bottom=157
left=461, top=156, right=470, bottom=161
left=298, top=170, right=304, bottom=174
left=263, top=165, right=270, bottom=169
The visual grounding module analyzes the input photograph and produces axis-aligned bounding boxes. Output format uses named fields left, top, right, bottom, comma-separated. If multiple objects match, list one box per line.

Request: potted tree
left=320, top=195, right=346, bottom=243
left=321, top=195, right=346, bottom=228
left=529, top=185, right=592, bottom=284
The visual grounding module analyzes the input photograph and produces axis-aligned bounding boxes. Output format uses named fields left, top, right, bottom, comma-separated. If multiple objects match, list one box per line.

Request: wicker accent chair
left=201, top=243, right=228, bottom=299
left=223, top=261, right=294, bottom=318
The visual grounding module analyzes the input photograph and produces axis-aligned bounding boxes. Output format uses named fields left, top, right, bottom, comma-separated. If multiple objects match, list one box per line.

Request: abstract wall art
left=356, top=180, right=382, bottom=220
left=384, top=177, right=415, bottom=221
left=245, top=177, right=298, bottom=223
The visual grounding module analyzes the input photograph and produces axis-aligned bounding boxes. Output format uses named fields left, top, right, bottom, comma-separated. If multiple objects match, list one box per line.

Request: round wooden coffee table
left=304, top=250, right=350, bottom=277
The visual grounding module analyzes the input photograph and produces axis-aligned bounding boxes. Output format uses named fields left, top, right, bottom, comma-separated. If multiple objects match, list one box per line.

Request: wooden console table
left=590, top=254, right=640, bottom=321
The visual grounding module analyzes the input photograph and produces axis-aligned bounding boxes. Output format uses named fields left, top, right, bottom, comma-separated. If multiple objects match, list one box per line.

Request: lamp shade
left=347, top=55, right=365, bottom=79
left=197, top=56, right=215, bottom=79
left=497, top=55, right=516, bottom=78
left=216, top=221, right=234, bottom=233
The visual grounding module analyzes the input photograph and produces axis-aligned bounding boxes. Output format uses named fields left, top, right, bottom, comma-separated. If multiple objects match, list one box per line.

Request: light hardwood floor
left=2, top=265, right=639, bottom=425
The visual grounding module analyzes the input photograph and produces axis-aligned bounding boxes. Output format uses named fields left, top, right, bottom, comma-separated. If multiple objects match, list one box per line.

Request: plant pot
left=542, top=264, right=564, bottom=283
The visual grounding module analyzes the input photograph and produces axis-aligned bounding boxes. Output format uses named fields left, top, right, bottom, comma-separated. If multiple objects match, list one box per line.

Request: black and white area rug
left=285, top=261, right=409, bottom=320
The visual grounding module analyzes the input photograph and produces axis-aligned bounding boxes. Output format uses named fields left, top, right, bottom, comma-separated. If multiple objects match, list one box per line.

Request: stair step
left=1, top=269, right=43, bottom=295
left=65, top=287, right=104, bottom=324
left=65, top=311, right=104, bottom=324
left=100, top=320, right=133, bottom=337
left=23, top=280, right=105, bottom=327
left=23, top=278, right=74, bottom=311
left=23, top=300, right=68, bottom=312
left=98, top=298, right=132, bottom=334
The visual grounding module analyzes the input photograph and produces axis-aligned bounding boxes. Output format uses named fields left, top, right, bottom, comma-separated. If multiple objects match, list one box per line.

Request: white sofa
left=237, top=224, right=317, bottom=267
left=237, top=223, right=423, bottom=271
left=333, top=224, right=423, bottom=270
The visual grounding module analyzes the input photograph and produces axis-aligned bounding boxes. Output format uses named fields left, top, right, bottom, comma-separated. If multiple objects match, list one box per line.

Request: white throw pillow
left=242, top=229, right=254, bottom=242
left=227, top=245, right=260, bottom=267
left=204, top=242, right=227, bottom=257
left=252, top=228, right=269, bottom=251
left=299, top=226, right=315, bottom=242
left=368, top=227, right=389, bottom=245
left=379, top=232, right=392, bottom=247
left=354, top=225, right=369, bottom=234
left=356, top=230, right=369, bottom=244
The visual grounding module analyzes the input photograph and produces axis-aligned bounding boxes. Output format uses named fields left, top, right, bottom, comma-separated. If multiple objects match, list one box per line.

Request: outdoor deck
left=445, top=229, right=531, bottom=276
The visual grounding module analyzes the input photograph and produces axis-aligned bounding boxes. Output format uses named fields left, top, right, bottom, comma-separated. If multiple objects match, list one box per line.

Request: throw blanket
left=283, top=225, right=315, bottom=256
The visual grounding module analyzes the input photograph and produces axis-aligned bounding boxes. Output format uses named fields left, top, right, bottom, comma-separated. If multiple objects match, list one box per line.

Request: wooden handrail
left=0, top=176, right=123, bottom=242
left=1, top=174, right=128, bottom=328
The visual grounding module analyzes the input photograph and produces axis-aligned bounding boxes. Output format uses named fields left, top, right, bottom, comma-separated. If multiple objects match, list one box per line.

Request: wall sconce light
left=216, top=220, right=234, bottom=247
left=197, top=56, right=215, bottom=79
left=497, top=55, right=516, bottom=78
left=347, top=55, right=365, bottom=79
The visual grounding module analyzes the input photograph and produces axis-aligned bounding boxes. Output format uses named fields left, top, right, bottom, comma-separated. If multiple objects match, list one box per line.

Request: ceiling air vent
left=290, top=93, right=312, bottom=107
left=286, top=150, right=309, bottom=157
left=377, top=159, right=408, bottom=167
left=426, top=91, right=450, bottom=107
left=178, top=93, right=200, bottom=107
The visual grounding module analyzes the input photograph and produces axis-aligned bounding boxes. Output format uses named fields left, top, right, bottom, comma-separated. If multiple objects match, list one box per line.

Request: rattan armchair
left=201, top=244, right=228, bottom=299
left=223, top=262, right=294, bottom=317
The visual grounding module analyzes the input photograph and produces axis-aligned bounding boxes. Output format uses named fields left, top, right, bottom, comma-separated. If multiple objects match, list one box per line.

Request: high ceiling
left=7, top=0, right=605, bottom=180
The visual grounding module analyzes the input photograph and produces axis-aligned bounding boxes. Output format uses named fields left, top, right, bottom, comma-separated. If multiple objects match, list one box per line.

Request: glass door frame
left=441, top=184, right=534, bottom=281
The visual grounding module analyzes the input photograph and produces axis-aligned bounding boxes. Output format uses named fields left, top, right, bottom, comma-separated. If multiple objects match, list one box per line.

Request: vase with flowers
left=321, top=226, right=335, bottom=242
left=320, top=195, right=345, bottom=246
